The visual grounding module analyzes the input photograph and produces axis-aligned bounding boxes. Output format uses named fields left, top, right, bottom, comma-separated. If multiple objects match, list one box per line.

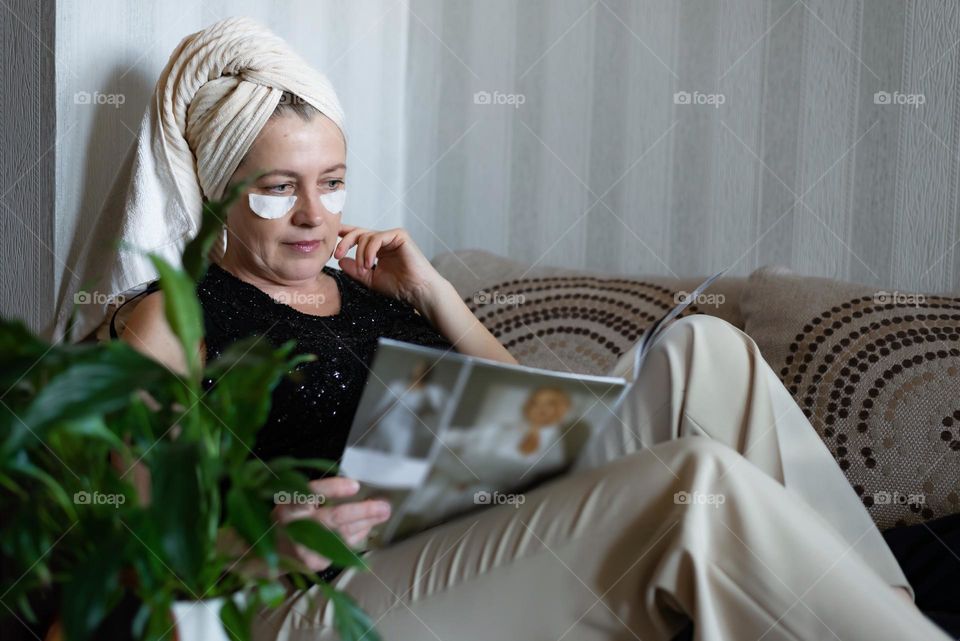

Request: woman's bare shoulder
left=120, top=291, right=200, bottom=374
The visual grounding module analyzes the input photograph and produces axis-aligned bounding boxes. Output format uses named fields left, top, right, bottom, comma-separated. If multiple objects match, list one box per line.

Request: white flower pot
left=173, top=593, right=247, bottom=641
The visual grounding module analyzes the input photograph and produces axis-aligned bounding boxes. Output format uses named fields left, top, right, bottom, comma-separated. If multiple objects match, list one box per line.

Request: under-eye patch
left=320, top=189, right=347, bottom=214
left=249, top=193, right=297, bottom=219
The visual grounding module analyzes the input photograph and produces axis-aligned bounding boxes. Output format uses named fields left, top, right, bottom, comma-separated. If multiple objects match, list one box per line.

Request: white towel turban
left=51, top=16, right=345, bottom=343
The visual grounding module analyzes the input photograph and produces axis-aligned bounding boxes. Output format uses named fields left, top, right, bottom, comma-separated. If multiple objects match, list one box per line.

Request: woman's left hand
left=334, top=225, right=444, bottom=308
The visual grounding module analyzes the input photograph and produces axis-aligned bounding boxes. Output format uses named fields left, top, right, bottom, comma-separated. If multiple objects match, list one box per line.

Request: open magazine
left=340, top=268, right=728, bottom=547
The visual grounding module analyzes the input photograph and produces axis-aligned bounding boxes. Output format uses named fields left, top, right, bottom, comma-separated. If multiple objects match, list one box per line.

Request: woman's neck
left=216, top=253, right=333, bottom=304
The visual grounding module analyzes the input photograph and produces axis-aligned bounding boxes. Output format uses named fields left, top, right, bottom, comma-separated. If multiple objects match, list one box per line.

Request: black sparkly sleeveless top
left=196, top=262, right=455, bottom=473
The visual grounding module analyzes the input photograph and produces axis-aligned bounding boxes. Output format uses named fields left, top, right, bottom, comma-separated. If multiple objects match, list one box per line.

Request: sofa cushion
left=431, top=249, right=744, bottom=377
left=740, top=265, right=960, bottom=529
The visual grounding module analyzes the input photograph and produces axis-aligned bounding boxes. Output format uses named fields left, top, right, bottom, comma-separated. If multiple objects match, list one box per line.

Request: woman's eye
left=267, top=183, right=293, bottom=194
left=324, top=179, right=344, bottom=191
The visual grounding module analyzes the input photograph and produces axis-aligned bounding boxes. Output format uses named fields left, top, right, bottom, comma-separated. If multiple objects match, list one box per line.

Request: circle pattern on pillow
left=463, top=275, right=701, bottom=376
left=778, top=295, right=960, bottom=529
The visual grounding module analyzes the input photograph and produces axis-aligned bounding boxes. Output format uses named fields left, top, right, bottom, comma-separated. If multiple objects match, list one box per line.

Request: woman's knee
left=653, top=435, right=745, bottom=473
left=642, top=314, right=755, bottom=386
left=656, top=314, right=743, bottom=351
left=596, top=436, right=747, bottom=498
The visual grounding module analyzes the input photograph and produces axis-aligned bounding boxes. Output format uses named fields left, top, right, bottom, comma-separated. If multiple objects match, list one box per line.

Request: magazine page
left=630, top=267, right=730, bottom=380
left=340, top=338, right=628, bottom=547
left=338, top=341, right=469, bottom=547
left=382, top=358, right=627, bottom=543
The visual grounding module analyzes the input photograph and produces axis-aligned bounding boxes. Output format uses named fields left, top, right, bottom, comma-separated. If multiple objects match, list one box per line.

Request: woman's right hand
left=271, top=476, right=391, bottom=573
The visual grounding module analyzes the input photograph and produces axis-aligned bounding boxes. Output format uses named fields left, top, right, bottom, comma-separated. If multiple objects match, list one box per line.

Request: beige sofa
left=102, top=248, right=959, bottom=532
left=431, top=249, right=960, bottom=533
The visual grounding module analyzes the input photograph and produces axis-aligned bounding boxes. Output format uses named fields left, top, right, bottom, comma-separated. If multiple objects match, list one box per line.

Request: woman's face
left=222, top=111, right=346, bottom=283
left=523, top=388, right=572, bottom=427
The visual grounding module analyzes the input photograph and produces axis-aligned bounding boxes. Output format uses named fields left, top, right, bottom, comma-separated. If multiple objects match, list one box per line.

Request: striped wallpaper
left=403, top=0, right=960, bottom=294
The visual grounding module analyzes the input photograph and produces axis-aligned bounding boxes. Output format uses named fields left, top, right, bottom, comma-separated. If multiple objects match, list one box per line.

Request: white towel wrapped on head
left=51, top=15, right=345, bottom=343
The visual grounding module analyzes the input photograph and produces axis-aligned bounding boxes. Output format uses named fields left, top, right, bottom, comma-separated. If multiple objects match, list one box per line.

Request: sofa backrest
left=431, top=249, right=745, bottom=376
left=431, top=250, right=960, bottom=531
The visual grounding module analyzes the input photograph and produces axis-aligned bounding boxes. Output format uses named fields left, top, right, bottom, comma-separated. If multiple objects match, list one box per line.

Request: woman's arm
left=115, top=291, right=201, bottom=503
left=331, top=225, right=518, bottom=365
left=414, top=279, right=519, bottom=365
left=120, top=291, right=194, bottom=376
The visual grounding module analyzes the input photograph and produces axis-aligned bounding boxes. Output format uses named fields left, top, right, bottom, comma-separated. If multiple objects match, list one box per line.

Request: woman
left=357, top=360, right=449, bottom=459
left=101, top=16, right=949, bottom=641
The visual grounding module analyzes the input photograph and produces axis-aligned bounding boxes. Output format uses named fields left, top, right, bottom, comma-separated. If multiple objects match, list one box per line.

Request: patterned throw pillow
left=430, top=249, right=744, bottom=377
left=740, top=266, right=960, bottom=530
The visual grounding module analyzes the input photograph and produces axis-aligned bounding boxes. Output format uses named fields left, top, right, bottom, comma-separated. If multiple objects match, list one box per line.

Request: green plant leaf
left=265, top=457, right=340, bottom=476
left=149, top=255, right=204, bottom=379
left=257, top=580, right=287, bottom=608
left=226, top=485, right=278, bottom=569
left=321, top=582, right=382, bottom=641
left=0, top=318, right=49, bottom=367
left=219, top=596, right=252, bottom=641
left=284, top=520, right=366, bottom=570
left=256, top=468, right=313, bottom=502
left=3, top=342, right=173, bottom=457
left=7, top=454, right=77, bottom=518
left=0, top=470, right=24, bottom=497
left=203, top=339, right=305, bottom=454
left=61, top=533, right=123, bottom=641
left=149, top=441, right=208, bottom=587
left=57, top=415, right=126, bottom=450
left=15, top=592, right=37, bottom=624
left=180, top=178, right=252, bottom=282
left=142, top=600, right=177, bottom=641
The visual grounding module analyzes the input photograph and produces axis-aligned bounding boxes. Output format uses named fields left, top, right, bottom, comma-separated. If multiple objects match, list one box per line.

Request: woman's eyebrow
left=258, top=169, right=299, bottom=180
left=259, top=164, right=346, bottom=179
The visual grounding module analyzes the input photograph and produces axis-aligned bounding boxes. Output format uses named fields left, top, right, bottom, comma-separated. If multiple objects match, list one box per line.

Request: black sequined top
left=196, top=262, right=455, bottom=470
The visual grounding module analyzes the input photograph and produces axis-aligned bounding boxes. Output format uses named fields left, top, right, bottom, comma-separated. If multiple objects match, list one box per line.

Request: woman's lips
left=283, top=240, right=322, bottom=253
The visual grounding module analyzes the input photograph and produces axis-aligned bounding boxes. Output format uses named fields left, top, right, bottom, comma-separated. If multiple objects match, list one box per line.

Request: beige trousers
left=255, top=315, right=950, bottom=641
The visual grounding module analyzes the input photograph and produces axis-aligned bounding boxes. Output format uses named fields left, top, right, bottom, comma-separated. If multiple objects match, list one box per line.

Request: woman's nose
left=291, top=191, right=329, bottom=225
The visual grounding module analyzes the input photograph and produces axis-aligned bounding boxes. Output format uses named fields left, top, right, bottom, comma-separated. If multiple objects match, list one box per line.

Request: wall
left=404, top=0, right=960, bottom=293
left=1, top=0, right=56, bottom=332
left=4, top=0, right=958, bottom=336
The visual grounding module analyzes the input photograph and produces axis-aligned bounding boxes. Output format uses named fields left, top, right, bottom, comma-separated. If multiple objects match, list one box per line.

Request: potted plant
left=0, top=183, right=381, bottom=641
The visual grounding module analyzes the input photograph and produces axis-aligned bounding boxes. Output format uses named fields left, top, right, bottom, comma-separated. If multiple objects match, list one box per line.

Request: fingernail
left=346, top=478, right=360, bottom=492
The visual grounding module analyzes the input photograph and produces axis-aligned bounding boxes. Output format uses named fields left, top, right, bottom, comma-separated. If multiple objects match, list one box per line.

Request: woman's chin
left=272, top=253, right=331, bottom=279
